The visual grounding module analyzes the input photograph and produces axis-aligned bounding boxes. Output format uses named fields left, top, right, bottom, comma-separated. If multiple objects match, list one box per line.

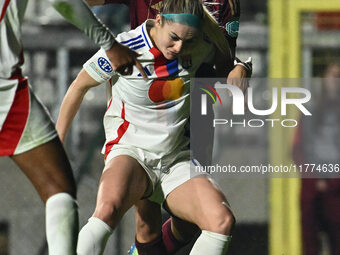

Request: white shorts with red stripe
left=0, top=77, right=58, bottom=156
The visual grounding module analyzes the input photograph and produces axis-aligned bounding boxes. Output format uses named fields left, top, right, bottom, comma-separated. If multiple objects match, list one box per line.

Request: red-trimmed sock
left=135, top=234, right=167, bottom=255
left=162, top=218, right=186, bottom=254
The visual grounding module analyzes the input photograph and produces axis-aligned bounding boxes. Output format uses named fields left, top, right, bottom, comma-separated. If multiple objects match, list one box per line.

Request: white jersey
left=83, top=20, right=215, bottom=159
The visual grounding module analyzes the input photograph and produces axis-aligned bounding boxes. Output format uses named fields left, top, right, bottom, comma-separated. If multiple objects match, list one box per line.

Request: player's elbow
left=72, top=69, right=99, bottom=92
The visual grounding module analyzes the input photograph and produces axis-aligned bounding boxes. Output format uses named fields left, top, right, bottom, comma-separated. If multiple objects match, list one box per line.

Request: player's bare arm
left=56, top=69, right=100, bottom=143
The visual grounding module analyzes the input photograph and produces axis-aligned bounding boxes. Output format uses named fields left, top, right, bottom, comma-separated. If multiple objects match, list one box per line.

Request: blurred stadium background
left=0, top=0, right=339, bottom=254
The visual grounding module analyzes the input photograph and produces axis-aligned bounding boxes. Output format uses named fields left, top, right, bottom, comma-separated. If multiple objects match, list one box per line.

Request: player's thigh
left=94, top=155, right=151, bottom=227
left=165, top=175, right=234, bottom=233
left=11, top=137, right=76, bottom=202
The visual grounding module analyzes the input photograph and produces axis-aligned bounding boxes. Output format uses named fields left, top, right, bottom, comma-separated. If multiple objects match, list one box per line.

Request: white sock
left=190, top=230, right=232, bottom=255
left=46, top=192, right=79, bottom=255
left=77, top=217, right=113, bottom=255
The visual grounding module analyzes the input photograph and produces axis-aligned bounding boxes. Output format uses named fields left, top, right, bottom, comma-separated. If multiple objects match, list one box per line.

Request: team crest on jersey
left=98, top=57, right=113, bottom=73
left=181, top=55, right=192, bottom=69
left=225, top=19, right=239, bottom=38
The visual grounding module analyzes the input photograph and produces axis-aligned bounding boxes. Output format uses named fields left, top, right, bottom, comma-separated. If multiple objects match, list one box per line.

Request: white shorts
left=105, top=147, right=208, bottom=204
left=0, top=77, right=58, bottom=156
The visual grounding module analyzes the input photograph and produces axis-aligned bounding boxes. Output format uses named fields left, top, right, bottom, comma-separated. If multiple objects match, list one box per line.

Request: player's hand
left=227, top=65, right=248, bottom=93
left=105, top=43, right=147, bottom=79
left=226, top=57, right=252, bottom=93
left=226, top=57, right=252, bottom=111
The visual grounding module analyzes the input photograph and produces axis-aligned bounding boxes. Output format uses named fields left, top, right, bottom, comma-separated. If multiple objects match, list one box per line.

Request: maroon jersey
left=104, top=0, right=240, bottom=50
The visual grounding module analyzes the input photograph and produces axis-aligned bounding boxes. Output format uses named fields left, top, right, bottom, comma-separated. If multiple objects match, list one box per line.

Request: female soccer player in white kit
left=57, top=0, right=235, bottom=254
left=0, top=0, right=147, bottom=254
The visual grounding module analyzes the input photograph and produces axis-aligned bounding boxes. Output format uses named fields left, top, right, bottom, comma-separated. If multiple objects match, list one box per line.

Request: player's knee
left=94, top=198, right=125, bottom=225
left=208, top=212, right=235, bottom=235
left=200, top=207, right=235, bottom=235
left=218, top=211, right=235, bottom=235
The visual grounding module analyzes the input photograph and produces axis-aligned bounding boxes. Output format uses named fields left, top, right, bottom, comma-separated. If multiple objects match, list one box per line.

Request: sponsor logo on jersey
left=98, top=57, right=113, bottom=73
left=225, top=20, right=239, bottom=38
left=148, top=78, right=185, bottom=103
left=181, top=55, right=192, bottom=69
left=89, top=62, right=111, bottom=81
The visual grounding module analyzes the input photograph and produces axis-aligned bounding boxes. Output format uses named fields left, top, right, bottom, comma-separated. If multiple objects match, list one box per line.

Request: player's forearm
left=56, top=70, right=98, bottom=143
left=48, top=0, right=115, bottom=50
left=56, top=82, right=88, bottom=143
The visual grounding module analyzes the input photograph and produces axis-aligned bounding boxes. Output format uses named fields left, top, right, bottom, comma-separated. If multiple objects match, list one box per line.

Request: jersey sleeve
left=206, top=0, right=240, bottom=52
left=83, top=49, right=116, bottom=83
left=221, top=0, right=240, bottom=52
left=49, top=0, right=116, bottom=50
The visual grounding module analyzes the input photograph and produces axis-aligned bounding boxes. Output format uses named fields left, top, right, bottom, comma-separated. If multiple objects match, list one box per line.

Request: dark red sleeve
left=104, top=0, right=162, bottom=29
left=205, top=0, right=240, bottom=53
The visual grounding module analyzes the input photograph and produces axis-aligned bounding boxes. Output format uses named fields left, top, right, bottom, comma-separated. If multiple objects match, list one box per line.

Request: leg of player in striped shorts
left=0, top=76, right=78, bottom=255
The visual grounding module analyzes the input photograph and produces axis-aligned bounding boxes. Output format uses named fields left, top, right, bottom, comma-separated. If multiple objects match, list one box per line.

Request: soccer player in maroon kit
left=86, top=1, right=251, bottom=254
